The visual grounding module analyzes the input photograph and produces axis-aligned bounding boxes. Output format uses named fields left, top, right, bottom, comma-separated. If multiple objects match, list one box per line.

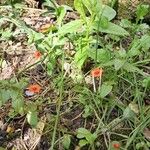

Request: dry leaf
left=143, top=128, right=150, bottom=141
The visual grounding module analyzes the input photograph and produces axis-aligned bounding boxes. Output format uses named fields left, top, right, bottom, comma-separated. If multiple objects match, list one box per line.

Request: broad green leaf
left=99, top=83, right=113, bottom=98
left=120, top=19, right=132, bottom=28
left=123, top=107, right=136, bottom=119
left=88, top=48, right=111, bottom=63
left=140, top=35, right=150, bottom=51
left=86, top=132, right=97, bottom=144
left=10, top=90, right=19, bottom=101
left=82, top=0, right=93, bottom=15
left=95, top=0, right=103, bottom=15
left=0, top=89, right=11, bottom=104
left=27, top=111, right=38, bottom=127
left=99, top=16, right=109, bottom=29
left=57, top=6, right=66, bottom=27
left=77, top=128, right=97, bottom=144
left=142, top=76, right=150, bottom=88
left=82, top=0, right=97, bottom=15
left=114, top=59, right=126, bottom=70
left=62, top=134, right=71, bottom=149
left=12, top=96, right=24, bottom=113
left=101, top=5, right=116, bottom=21
left=93, top=22, right=129, bottom=36
left=83, top=105, right=93, bottom=118
left=136, top=4, right=149, bottom=20
left=58, top=19, right=83, bottom=36
left=74, top=47, right=88, bottom=69
left=127, top=39, right=141, bottom=57
left=79, top=139, right=88, bottom=147
left=74, top=0, right=86, bottom=20
left=77, top=128, right=92, bottom=138
left=28, top=30, right=44, bottom=44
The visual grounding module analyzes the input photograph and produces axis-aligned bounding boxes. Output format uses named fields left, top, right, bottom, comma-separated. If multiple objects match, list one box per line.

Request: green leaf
left=82, top=0, right=98, bottom=15
left=79, top=139, right=88, bottom=147
left=74, top=47, right=88, bottom=69
left=99, top=83, right=112, bottom=98
left=0, top=89, right=11, bottom=104
left=142, top=76, right=150, bottom=88
left=77, top=128, right=97, bottom=144
left=62, top=134, right=71, bottom=149
left=120, top=19, right=132, bottom=28
left=10, top=90, right=19, bottom=101
left=127, top=39, right=141, bottom=57
left=77, top=128, right=88, bottom=138
left=58, top=19, right=83, bottom=36
left=136, top=4, right=149, bottom=21
left=99, top=16, right=109, bottom=29
left=81, top=0, right=93, bottom=15
left=12, top=96, right=24, bottom=113
left=123, top=62, right=144, bottom=75
left=140, top=35, right=150, bottom=51
left=93, top=22, right=129, bottom=36
left=83, top=105, right=93, bottom=118
left=74, top=0, right=86, bottom=20
left=28, top=30, right=44, bottom=44
left=101, top=5, right=116, bottom=21
left=57, top=6, right=66, bottom=27
left=95, top=0, right=103, bottom=15
left=123, top=107, right=136, bottom=119
left=114, top=59, right=125, bottom=70
left=27, top=111, right=38, bottom=127
left=88, top=48, right=111, bottom=63
left=1, top=29, right=13, bottom=40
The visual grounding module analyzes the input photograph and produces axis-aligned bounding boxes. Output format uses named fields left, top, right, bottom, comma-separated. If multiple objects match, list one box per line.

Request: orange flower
left=113, top=143, right=120, bottom=149
left=34, top=51, right=42, bottom=59
left=28, top=84, right=41, bottom=93
left=91, top=68, right=103, bottom=77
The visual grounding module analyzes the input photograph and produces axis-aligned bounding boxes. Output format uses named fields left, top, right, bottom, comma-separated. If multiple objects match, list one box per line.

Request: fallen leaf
left=143, top=128, right=150, bottom=141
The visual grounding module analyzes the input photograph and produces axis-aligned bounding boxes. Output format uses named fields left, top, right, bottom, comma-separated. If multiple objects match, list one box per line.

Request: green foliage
left=88, top=48, right=111, bottom=63
left=0, top=0, right=150, bottom=149
left=62, top=134, right=71, bottom=149
left=77, top=128, right=97, bottom=147
left=136, top=4, right=149, bottom=23
left=99, top=83, right=113, bottom=98
left=27, top=111, right=38, bottom=127
left=0, top=79, right=26, bottom=114
left=93, top=21, right=129, bottom=36
left=57, top=19, right=83, bottom=36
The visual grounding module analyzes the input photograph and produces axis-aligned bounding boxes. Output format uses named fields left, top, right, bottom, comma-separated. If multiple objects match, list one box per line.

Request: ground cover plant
left=0, top=0, right=150, bottom=149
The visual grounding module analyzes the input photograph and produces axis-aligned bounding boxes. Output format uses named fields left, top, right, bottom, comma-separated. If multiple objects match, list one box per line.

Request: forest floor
left=0, top=0, right=150, bottom=150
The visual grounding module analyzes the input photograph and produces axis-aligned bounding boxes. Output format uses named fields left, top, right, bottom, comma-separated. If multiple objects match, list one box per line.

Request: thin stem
left=98, top=76, right=102, bottom=91
left=92, top=77, right=96, bottom=92
left=50, top=51, right=65, bottom=150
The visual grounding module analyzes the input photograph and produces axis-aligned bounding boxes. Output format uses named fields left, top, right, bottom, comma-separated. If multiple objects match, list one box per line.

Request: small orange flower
left=91, top=68, right=103, bottom=77
left=113, top=143, right=120, bottom=149
left=28, top=84, right=41, bottom=93
left=34, top=51, right=42, bottom=59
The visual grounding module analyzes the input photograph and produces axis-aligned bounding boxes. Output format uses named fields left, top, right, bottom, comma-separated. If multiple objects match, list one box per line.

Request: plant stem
left=92, top=77, right=96, bottom=92
left=50, top=51, right=65, bottom=150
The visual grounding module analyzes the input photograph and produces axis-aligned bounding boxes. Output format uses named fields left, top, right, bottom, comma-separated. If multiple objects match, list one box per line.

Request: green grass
left=0, top=0, right=150, bottom=150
